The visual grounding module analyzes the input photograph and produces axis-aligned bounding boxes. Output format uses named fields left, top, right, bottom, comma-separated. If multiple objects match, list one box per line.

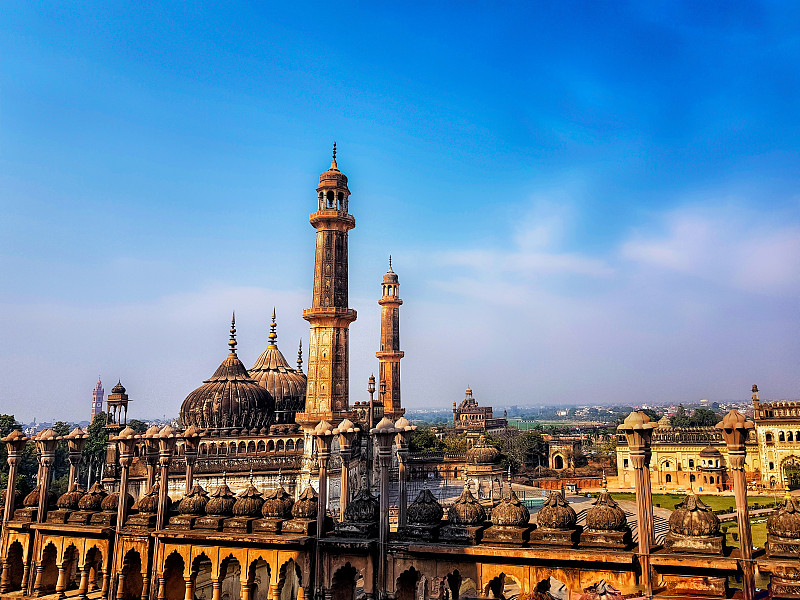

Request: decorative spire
left=268, top=307, right=278, bottom=348
left=297, top=339, right=303, bottom=372
left=228, top=313, right=237, bottom=355
left=331, top=141, right=338, bottom=169
left=388, top=255, right=393, bottom=272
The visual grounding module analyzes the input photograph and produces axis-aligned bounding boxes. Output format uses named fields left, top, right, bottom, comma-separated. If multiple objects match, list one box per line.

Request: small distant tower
left=91, top=378, right=104, bottom=422
left=376, top=256, right=404, bottom=420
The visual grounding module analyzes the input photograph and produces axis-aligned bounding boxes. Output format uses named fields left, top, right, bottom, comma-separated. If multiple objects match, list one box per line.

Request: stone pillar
left=155, top=426, right=177, bottom=530
left=32, top=562, right=44, bottom=596
left=182, top=426, right=202, bottom=495
left=334, top=419, right=359, bottom=517
left=312, top=421, right=334, bottom=599
left=102, top=569, right=111, bottom=598
left=297, top=586, right=306, bottom=600
left=393, top=419, right=414, bottom=529
left=65, top=427, right=88, bottom=492
left=372, top=418, right=399, bottom=600
left=617, top=412, right=656, bottom=598
left=21, top=562, right=31, bottom=594
left=35, top=429, right=58, bottom=524
left=211, top=579, right=221, bottom=600
left=2, top=431, right=28, bottom=526
left=0, top=560, right=10, bottom=593
left=78, top=566, right=90, bottom=599
left=184, top=577, right=195, bottom=600
left=158, top=577, right=166, bottom=600
left=240, top=581, right=251, bottom=600
left=269, top=583, right=280, bottom=600
left=141, top=574, right=150, bottom=600
left=117, top=573, right=127, bottom=600
left=716, top=410, right=755, bottom=600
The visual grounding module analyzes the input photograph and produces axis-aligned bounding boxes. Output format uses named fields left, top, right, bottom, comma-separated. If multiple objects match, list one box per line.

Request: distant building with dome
left=453, top=387, right=507, bottom=434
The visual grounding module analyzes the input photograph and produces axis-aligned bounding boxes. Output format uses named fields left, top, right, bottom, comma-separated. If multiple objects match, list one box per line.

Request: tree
left=408, top=428, right=446, bottom=453
left=641, top=408, right=661, bottom=422
left=691, top=408, right=721, bottom=427
left=0, top=414, right=22, bottom=478
left=83, top=413, right=109, bottom=486
left=671, top=404, right=691, bottom=428
left=127, top=419, right=149, bottom=434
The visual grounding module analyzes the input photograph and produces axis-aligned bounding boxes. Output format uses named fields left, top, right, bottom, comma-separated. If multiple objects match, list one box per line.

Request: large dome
left=249, top=310, right=307, bottom=424
left=180, top=316, right=275, bottom=435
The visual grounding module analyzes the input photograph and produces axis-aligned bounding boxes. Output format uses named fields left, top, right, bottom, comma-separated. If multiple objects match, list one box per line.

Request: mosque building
left=1, top=149, right=797, bottom=600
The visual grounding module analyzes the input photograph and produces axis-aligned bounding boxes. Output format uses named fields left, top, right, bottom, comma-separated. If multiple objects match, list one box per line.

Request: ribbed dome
left=292, top=487, right=318, bottom=519
left=466, top=435, right=500, bottom=465
left=232, top=485, right=264, bottom=517
left=668, top=494, right=720, bottom=537
left=585, top=491, right=627, bottom=532
left=536, top=492, right=577, bottom=530
left=344, top=488, right=379, bottom=523
left=206, top=484, right=236, bottom=517
left=407, top=489, right=444, bottom=525
left=178, top=485, right=209, bottom=516
left=699, top=446, right=722, bottom=458
left=180, top=317, right=275, bottom=434
left=767, top=494, right=800, bottom=539
left=112, top=381, right=126, bottom=394
left=249, top=311, right=307, bottom=424
left=78, top=483, right=107, bottom=511
left=101, top=491, right=134, bottom=513
left=261, top=485, right=294, bottom=518
left=492, top=490, right=530, bottom=526
left=447, top=487, right=486, bottom=525
left=57, top=486, right=86, bottom=510
left=132, top=484, right=161, bottom=514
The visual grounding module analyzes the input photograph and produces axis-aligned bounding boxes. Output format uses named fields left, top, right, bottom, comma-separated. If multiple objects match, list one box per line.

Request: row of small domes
left=172, top=483, right=318, bottom=520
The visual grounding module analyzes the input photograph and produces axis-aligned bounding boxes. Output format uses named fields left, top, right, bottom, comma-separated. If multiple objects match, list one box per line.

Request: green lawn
left=612, top=493, right=777, bottom=513
left=723, top=519, right=768, bottom=549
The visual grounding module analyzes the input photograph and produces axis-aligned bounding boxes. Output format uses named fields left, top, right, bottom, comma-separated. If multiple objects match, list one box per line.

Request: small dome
left=101, top=491, right=134, bottom=513
left=585, top=491, right=627, bottom=532
left=232, top=485, right=264, bottom=517
left=132, top=484, right=161, bottom=514
left=658, top=416, right=671, bottom=428
left=78, top=483, right=108, bottom=511
left=407, top=489, right=444, bottom=525
left=180, top=318, right=274, bottom=434
left=491, top=490, right=530, bottom=526
left=261, top=485, right=294, bottom=519
left=447, top=487, right=486, bottom=525
left=466, top=435, right=500, bottom=465
left=0, top=488, right=22, bottom=510
left=668, top=494, right=720, bottom=537
left=178, top=484, right=209, bottom=516
left=699, top=446, right=722, bottom=458
left=767, top=494, right=800, bottom=539
left=344, top=487, right=379, bottom=523
left=24, top=486, right=50, bottom=508
left=56, top=486, right=86, bottom=510
left=292, top=487, right=318, bottom=519
left=206, top=484, right=236, bottom=517
left=536, top=492, right=577, bottom=530
left=112, top=381, right=126, bottom=394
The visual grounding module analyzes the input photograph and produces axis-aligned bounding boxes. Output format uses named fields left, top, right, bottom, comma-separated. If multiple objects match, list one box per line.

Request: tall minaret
left=91, top=378, right=104, bottom=422
left=297, top=144, right=357, bottom=425
left=377, top=256, right=404, bottom=420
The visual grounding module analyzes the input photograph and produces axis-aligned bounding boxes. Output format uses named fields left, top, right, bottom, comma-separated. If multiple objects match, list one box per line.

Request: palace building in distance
left=2, top=149, right=799, bottom=600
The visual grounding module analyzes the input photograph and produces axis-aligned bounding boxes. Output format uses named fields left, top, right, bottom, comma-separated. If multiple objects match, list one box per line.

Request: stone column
left=182, top=426, right=203, bottom=495
left=116, top=573, right=127, bottom=600
left=617, top=412, right=656, bottom=598
left=297, top=586, right=306, bottom=600
left=211, top=579, right=221, bottom=600
left=184, top=577, right=195, bottom=600
left=78, top=566, right=90, bottom=599
left=155, top=426, right=177, bottom=530
left=141, top=574, right=150, bottom=600
left=2, top=431, right=28, bottom=526
left=393, top=418, right=415, bottom=529
left=372, top=418, right=399, bottom=600
left=312, top=421, right=334, bottom=599
left=21, top=562, right=31, bottom=594
left=157, top=577, right=166, bottom=600
left=716, top=410, right=755, bottom=600
left=35, top=430, right=58, bottom=524
left=65, top=427, right=88, bottom=492
left=269, top=583, right=280, bottom=600
left=334, top=419, right=359, bottom=517
left=116, top=432, right=136, bottom=527
left=32, top=562, right=44, bottom=596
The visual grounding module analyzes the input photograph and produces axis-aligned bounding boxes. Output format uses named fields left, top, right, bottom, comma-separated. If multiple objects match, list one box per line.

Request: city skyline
left=2, top=3, right=800, bottom=421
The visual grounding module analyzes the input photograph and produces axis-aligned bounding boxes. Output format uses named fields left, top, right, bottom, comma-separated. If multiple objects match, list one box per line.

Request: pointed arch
left=248, top=559, right=270, bottom=600
left=278, top=558, right=302, bottom=600
left=162, top=551, right=186, bottom=600
left=3, top=541, right=24, bottom=592
left=39, top=542, right=59, bottom=594
left=331, top=563, right=358, bottom=600
left=121, top=549, right=143, bottom=600
left=396, top=567, right=421, bottom=600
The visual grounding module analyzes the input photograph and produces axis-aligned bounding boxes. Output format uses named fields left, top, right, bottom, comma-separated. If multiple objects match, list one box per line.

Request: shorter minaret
left=91, top=377, right=104, bottom=422
left=376, top=256, right=404, bottom=420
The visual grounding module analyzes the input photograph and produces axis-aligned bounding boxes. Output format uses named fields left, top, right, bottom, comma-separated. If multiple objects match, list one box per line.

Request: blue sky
left=1, top=2, right=799, bottom=421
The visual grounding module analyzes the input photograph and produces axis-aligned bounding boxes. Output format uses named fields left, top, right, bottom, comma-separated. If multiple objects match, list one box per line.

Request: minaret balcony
left=302, top=307, right=357, bottom=322
left=310, top=210, right=355, bottom=229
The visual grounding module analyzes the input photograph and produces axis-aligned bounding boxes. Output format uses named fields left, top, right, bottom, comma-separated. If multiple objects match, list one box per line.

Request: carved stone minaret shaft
left=376, top=258, right=404, bottom=420
left=299, top=144, right=357, bottom=423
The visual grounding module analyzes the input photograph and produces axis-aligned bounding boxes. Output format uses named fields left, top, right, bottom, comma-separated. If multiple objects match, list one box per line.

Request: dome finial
left=388, top=255, right=393, bottom=272
left=268, top=307, right=278, bottom=348
left=331, top=141, right=338, bottom=169
left=297, top=339, right=304, bottom=372
left=229, top=313, right=237, bottom=355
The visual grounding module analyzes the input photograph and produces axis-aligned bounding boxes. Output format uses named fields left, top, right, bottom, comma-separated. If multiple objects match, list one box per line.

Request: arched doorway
left=220, top=556, right=242, bottom=600
left=3, top=541, right=24, bottom=592
left=163, top=552, right=185, bottom=600
left=85, top=547, right=103, bottom=592
left=38, top=543, right=59, bottom=594
left=553, top=455, right=564, bottom=470
left=484, top=573, right=521, bottom=600
left=62, top=544, right=81, bottom=592
left=782, top=456, right=800, bottom=490
left=122, top=549, right=143, bottom=600
left=248, top=559, right=270, bottom=600
left=331, top=564, right=357, bottom=600
left=279, top=559, right=301, bottom=600
left=396, top=567, right=420, bottom=600
left=192, top=554, right=213, bottom=600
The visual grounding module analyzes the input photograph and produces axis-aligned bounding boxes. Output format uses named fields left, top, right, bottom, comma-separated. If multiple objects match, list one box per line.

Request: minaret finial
left=388, top=255, right=393, bottom=272
left=228, top=313, right=237, bottom=355
left=268, top=307, right=277, bottom=347
left=297, top=339, right=304, bottom=372
left=331, top=141, right=338, bottom=168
